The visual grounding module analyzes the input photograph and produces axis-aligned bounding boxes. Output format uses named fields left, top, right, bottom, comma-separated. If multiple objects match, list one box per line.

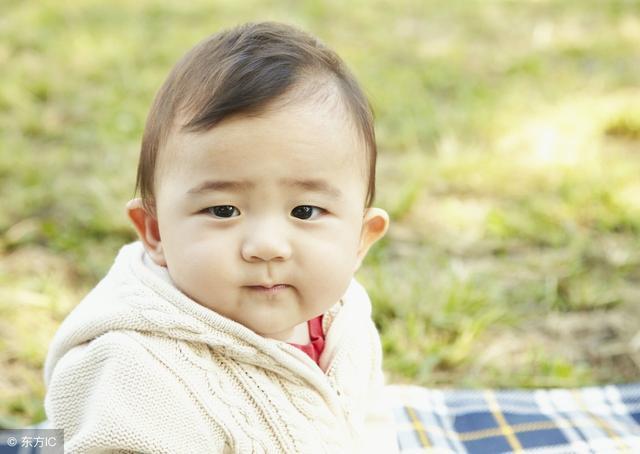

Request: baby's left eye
left=291, top=205, right=325, bottom=220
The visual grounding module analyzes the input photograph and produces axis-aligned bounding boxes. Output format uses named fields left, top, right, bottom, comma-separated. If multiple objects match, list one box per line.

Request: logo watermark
left=0, top=429, right=63, bottom=453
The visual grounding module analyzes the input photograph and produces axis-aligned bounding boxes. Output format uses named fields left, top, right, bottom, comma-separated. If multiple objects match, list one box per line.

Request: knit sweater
left=43, top=242, right=398, bottom=453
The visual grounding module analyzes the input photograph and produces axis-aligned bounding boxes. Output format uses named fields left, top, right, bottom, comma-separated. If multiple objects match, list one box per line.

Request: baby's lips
left=248, top=283, right=290, bottom=289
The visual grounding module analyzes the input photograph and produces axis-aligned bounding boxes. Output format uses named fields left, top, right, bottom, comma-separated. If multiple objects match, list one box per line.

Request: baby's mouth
left=246, top=284, right=291, bottom=294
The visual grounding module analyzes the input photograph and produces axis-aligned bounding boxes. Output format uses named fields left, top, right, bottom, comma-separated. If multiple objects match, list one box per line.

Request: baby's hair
left=135, top=21, right=377, bottom=214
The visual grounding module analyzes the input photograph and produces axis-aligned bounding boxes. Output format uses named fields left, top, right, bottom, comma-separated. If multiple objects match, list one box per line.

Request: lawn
left=1, top=0, right=639, bottom=427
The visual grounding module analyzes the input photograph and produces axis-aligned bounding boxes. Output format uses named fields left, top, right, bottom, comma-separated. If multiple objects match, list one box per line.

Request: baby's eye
left=206, top=205, right=240, bottom=218
left=291, top=205, right=325, bottom=220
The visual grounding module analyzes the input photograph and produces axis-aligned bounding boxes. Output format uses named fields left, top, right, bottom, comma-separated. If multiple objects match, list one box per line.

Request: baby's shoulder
left=45, top=331, right=231, bottom=452
left=54, top=330, right=167, bottom=378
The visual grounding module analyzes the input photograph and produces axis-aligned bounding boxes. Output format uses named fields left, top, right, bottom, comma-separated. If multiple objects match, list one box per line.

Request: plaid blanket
left=4, top=383, right=640, bottom=453
left=390, top=383, right=640, bottom=453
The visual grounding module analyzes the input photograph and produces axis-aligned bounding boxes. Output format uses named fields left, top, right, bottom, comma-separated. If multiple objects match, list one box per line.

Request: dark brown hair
left=135, top=21, right=377, bottom=213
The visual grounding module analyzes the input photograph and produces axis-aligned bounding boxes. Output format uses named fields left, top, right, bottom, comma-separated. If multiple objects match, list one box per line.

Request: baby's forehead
left=158, top=96, right=369, bottom=183
left=154, top=115, right=370, bottom=210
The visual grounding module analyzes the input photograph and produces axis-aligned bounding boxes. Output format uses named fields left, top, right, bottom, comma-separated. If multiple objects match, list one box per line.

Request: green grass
left=2, top=0, right=640, bottom=426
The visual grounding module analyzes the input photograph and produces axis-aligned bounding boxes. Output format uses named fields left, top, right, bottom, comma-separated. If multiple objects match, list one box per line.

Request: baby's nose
left=240, top=223, right=292, bottom=262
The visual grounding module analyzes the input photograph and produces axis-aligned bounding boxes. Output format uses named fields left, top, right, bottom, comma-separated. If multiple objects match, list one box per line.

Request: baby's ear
left=126, top=198, right=167, bottom=266
left=354, top=207, right=390, bottom=272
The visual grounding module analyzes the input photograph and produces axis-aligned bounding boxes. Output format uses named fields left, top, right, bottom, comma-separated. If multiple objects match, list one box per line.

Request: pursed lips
left=246, top=284, right=291, bottom=294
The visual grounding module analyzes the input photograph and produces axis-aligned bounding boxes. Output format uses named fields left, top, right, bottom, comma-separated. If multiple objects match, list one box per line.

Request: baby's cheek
left=305, top=239, right=357, bottom=293
left=172, top=243, right=230, bottom=293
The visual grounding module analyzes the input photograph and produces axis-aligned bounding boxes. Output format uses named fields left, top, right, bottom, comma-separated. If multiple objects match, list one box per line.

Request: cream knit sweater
left=43, top=242, right=398, bottom=453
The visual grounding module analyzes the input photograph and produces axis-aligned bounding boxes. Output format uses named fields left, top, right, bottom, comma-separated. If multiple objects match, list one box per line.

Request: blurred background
left=1, top=0, right=639, bottom=427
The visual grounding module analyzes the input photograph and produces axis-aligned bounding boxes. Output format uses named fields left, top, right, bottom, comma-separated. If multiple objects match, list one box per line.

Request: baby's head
left=127, top=22, right=389, bottom=341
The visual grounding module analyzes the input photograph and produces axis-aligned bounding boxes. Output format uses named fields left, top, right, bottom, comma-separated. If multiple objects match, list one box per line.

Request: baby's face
left=142, top=99, right=386, bottom=341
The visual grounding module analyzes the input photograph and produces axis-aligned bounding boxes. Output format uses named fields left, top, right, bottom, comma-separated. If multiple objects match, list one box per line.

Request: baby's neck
left=285, top=320, right=311, bottom=344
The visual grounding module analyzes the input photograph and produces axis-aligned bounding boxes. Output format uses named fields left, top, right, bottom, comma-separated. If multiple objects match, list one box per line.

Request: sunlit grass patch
left=604, top=109, right=640, bottom=141
left=361, top=248, right=513, bottom=385
left=479, top=348, right=596, bottom=389
left=0, top=247, right=82, bottom=427
left=369, top=104, right=640, bottom=383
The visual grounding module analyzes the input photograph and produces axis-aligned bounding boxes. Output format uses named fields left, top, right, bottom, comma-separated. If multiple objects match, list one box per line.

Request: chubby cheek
left=162, top=229, right=237, bottom=308
left=296, top=229, right=361, bottom=309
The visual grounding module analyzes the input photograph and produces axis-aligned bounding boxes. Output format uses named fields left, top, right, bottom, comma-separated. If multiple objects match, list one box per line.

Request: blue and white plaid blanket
left=3, top=383, right=640, bottom=453
left=389, top=383, right=640, bottom=453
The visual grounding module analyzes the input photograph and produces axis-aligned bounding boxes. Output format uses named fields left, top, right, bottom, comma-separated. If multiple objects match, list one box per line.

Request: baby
left=44, top=21, right=397, bottom=453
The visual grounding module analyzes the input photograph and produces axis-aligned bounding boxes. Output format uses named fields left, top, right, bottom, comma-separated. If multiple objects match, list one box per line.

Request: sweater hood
left=44, top=241, right=373, bottom=387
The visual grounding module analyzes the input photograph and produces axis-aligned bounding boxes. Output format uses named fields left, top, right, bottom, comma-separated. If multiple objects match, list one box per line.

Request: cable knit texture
left=43, top=242, right=398, bottom=453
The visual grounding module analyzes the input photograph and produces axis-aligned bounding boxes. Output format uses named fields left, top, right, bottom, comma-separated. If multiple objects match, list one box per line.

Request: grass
left=1, top=0, right=640, bottom=426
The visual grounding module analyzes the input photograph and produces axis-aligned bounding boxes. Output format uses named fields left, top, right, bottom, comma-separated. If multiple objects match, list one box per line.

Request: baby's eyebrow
left=187, top=178, right=343, bottom=199
left=188, top=180, right=251, bottom=194
left=282, top=178, right=343, bottom=199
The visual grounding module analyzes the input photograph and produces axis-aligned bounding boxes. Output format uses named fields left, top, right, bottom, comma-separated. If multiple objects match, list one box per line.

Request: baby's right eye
left=205, top=205, right=240, bottom=218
